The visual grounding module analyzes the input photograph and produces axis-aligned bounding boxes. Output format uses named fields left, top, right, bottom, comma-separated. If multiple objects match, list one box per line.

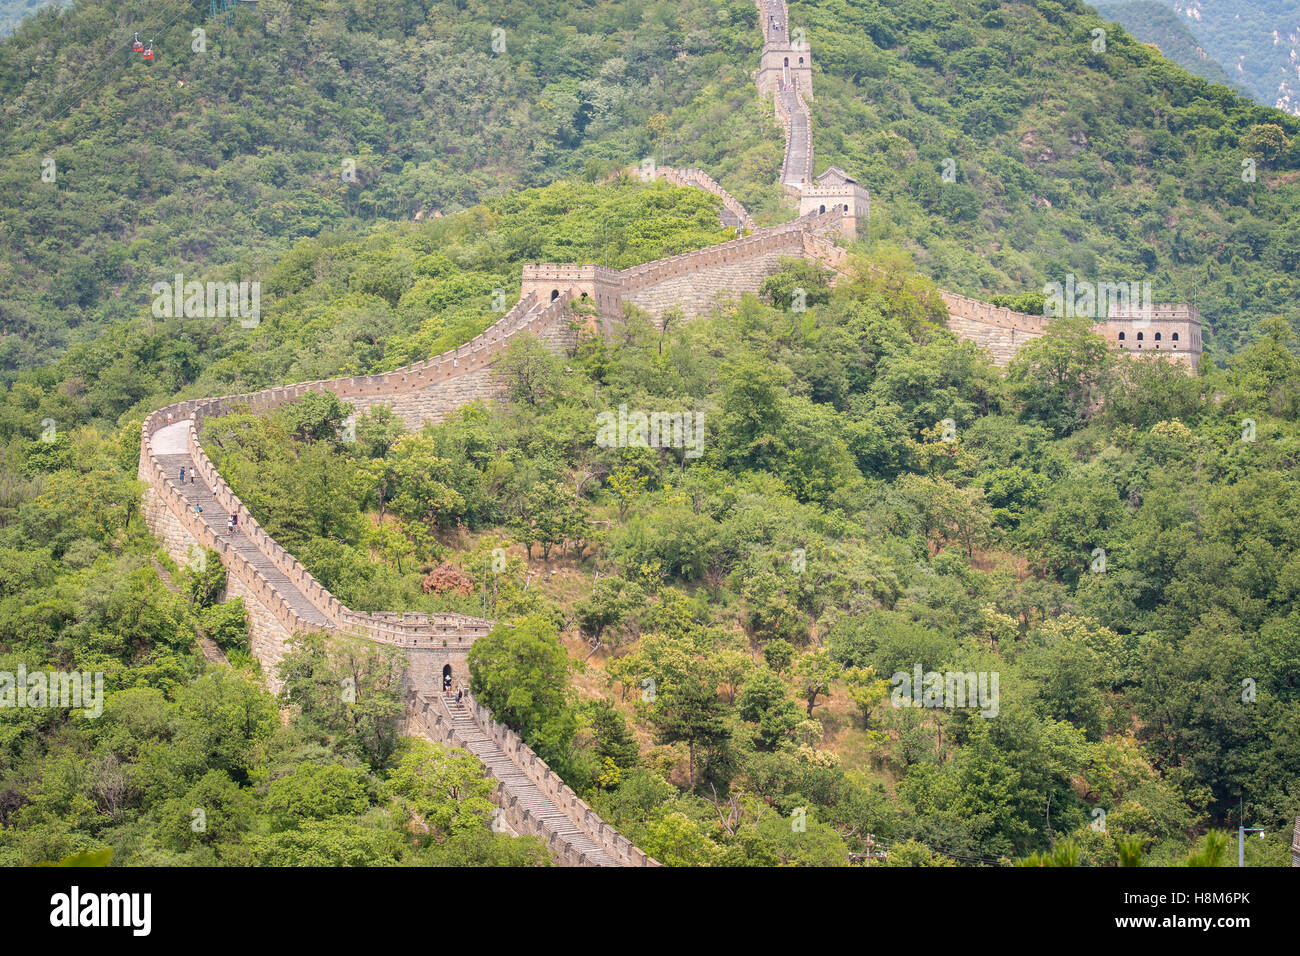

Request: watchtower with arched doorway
left=520, top=264, right=625, bottom=335
left=757, top=44, right=814, bottom=99
left=797, top=167, right=870, bottom=239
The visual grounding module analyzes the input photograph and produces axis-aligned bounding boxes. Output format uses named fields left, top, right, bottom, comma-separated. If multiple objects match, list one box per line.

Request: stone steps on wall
left=778, top=89, right=811, bottom=187
left=440, top=694, right=621, bottom=866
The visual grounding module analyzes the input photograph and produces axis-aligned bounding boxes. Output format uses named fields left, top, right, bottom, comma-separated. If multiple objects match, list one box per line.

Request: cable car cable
left=40, top=0, right=212, bottom=134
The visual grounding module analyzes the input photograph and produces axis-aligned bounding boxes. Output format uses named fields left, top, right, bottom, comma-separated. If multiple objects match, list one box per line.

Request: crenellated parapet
left=628, top=165, right=758, bottom=232
left=140, top=290, right=574, bottom=663
left=1096, top=304, right=1202, bottom=366
left=408, top=693, right=660, bottom=866
left=938, top=292, right=1202, bottom=368
left=798, top=167, right=870, bottom=240
left=746, top=0, right=1198, bottom=371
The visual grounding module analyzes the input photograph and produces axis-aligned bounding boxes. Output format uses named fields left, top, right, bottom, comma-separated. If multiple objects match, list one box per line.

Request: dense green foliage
left=0, top=0, right=777, bottom=371
left=0, top=179, right=729, bottom=866
left=0, top=178, right=728, bottom=453
left=0, top=527, right=551, bottom=864
left=3, top=0, right=1299, bottom=868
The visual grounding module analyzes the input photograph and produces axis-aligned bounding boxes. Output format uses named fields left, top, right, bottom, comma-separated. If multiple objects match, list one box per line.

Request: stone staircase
left=779, top=88, right=812, bottom=186
left=435, top=693, right=623, bottom=867
left=149, top=413, right=654, bottom=867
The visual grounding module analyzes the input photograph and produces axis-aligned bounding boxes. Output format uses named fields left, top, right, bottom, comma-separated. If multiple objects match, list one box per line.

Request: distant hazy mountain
left=1094, top=1, right=1249, bottom=95
left=1153, top=0, right=1300, bottom=115
left=0, top=0, right=62, bottom=37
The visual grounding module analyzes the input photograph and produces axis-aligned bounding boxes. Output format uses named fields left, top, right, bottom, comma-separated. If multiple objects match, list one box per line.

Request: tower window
left=1154, top=332, right=1161, bottom=340
left=1172, top=332, right=1179, bottom=341
left=1136, top=332, right=1144, bottom=340
left=1118, top=331, right=1125, bottom=340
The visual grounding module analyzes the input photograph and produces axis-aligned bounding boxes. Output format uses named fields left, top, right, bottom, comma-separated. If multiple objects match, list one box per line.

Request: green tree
left=1008, top=316, right=1112, bottom=437
left=736, top=668, right=803, bottom=749
left=650, top=673, right=731, bottom=790
left=277, top=634, right=407, bottom=771
left=383, top=739, right=496, bottom=837
left=264, top=763, right=371, bottom=832
left=468, top=615, right=578, bottom=770
left=794, top=649, right=841, bottom=717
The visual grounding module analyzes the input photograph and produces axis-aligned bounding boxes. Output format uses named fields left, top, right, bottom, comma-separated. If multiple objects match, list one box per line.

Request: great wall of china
left=138, top=0, right=1205, bottom=867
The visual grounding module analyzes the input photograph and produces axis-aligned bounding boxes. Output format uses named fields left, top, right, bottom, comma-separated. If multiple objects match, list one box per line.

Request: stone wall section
left=636, top=165, right=757, bottom=232
left=407, top=694, right=659, bottom=867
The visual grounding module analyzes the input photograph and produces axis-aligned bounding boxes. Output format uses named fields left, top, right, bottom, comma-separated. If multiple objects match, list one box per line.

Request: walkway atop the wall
left=762, top=0, right=789, bottom=44
left=779, top=89, right=812, bottom=187
left=141, top=0, right=1201, bottom=872
left=152, top=422, right=332, bottom=629
left=439, top=694, right=622, bottom=866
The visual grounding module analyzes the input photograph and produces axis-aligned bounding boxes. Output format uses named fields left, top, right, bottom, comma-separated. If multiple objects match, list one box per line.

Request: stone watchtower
left=519, top=264, right=625, bottom=335
left=798, top=167, right=870, bottom=240
left=1097, top=303, right=1203, bottom=369
left=757, top=43, right=814, bottom=99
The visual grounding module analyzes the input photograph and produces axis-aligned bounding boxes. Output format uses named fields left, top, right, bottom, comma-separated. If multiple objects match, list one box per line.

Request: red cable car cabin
left=143, top=46, right=154, bottom=60
left=132, top=34, right=143, bottom=52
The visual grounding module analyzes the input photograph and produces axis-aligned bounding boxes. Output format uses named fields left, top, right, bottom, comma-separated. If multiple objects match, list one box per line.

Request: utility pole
left=1238, top=825, right=1265, bottom=866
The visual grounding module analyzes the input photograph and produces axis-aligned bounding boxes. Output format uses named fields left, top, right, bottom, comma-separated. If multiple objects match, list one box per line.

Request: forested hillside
left=3, top=0, right=1300, bottom=374
left=1093, top=1, right=1243, bottom=94
left=1152, top=0, right=1300, bottom=115
left=3, top=178, right=1298, bottom=863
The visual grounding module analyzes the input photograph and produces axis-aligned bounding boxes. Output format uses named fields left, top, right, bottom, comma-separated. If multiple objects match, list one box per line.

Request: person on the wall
left=443, top=671, right=452, bottom=693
